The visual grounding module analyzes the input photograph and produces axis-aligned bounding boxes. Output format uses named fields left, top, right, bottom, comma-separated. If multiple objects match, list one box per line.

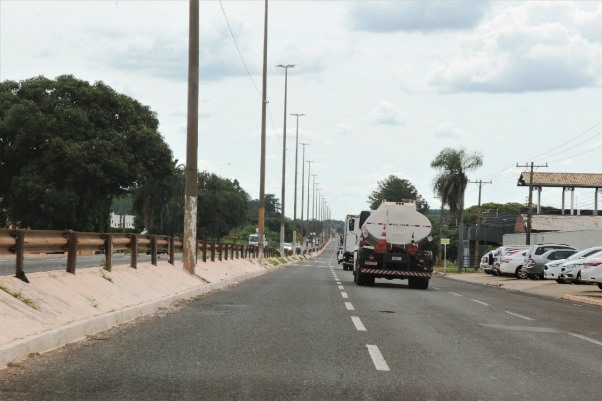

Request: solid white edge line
left=366, top=344, right=390, bottom=371
left=431, top=286, right=440, bottom=290
left=345, top=302, right=355, bottom=310
left=449, top=292, right=462, bottom=296
left=568, top=333, right=602, bottom=347
left=505, top=311, right=534, bottom=321
left=351, top=316, right=366, bottom=331
left=471, top=299, right=489, bottom=306
left=341, top=292, right=348, bottom=299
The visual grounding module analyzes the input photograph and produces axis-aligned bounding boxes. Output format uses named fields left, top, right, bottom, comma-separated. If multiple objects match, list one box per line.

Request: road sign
left=441, top=238, right=450, bottom=245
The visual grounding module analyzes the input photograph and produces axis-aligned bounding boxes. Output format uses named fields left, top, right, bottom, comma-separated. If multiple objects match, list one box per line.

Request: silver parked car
left=522, top=245, right=577, bottom=279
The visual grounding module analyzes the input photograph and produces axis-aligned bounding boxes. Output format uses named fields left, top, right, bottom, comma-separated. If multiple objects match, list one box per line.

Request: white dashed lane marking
left=449, top=292, right=462, bottom=297
left=341, top=292, right=348, bottom=299
left=366, top=345, right=390, bottom=371
left=345, top=302, right=355, bottom=310
left=471, top=299, right=489, bottom=306
left=505, top=311, right=534, bottom=321
left=351, top=316, right=366, bottom=331
left=338, top=285, right=344, bottom=290
left=569, top=333, right=602, bottom=347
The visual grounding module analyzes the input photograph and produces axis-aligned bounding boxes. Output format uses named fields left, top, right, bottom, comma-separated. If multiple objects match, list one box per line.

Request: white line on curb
left=351, top=316, right=366, bottom=331
left=341, top=292, right=348, bottom=299
left=505, top=311, right=534, bottom=321
left=568, top=333, right=602, bottom=347
left=366, top=345, right=390, bottom=371
left=471, top=299, right=489, bottom=306
left=345, top=302, right=355, bottom=310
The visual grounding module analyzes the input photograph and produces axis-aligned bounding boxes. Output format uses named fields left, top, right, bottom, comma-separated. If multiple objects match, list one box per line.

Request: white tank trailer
left=353, top=201, right=433, bottom=289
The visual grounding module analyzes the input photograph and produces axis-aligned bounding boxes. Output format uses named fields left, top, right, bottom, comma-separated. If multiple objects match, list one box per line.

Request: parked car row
left=480, top=243, right=602, bottom=290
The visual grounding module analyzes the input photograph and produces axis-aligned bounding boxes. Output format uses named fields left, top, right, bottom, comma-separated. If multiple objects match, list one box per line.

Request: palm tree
left=431, top=148, right=483, bottom=272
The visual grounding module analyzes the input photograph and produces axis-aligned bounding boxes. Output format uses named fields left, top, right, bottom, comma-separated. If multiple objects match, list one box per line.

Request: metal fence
left=0, top=229, right=280, bottom=282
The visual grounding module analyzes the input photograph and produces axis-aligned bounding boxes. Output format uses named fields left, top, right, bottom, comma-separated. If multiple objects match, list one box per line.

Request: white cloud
left=334, top=123, right=354, bottom=136
left=368, top=100, right=406, bottom=126
left=425, top=2, right=602, bottom=93
left=349, top=1, right=489, bottom=32
left=432, top=121, right=478, bottom=140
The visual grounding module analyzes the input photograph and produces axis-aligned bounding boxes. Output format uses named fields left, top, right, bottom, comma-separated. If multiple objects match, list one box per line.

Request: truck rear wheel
left=355, top=268, right=367, bottom=286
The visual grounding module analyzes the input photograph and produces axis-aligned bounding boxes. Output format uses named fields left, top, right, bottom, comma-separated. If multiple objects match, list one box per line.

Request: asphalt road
left=1, top=242, right=602, bottom=400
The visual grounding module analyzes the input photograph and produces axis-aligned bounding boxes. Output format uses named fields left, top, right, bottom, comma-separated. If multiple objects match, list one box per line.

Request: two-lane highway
left=1, top=242, right=601, bottom=400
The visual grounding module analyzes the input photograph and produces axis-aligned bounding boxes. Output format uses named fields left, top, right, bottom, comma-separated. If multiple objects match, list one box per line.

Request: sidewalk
left=0, top=253, right=315, bottom=370
left=438, top=272, right=602, bottom=307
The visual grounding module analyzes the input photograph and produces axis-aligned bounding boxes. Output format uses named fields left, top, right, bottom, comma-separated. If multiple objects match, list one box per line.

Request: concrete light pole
left=299, top=145, right=309, bottom=251
left=277, top=64, right=295, bottom=257
left=183, top=0, right=199, bottom=274
left=305, top=161, right=313, bottom=249
left=290, top=113, right=305, bottom=252
left=257, top=0, right=269, bottom=261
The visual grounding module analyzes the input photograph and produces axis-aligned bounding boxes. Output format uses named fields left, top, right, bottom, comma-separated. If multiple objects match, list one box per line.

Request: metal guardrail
left=0, top=229, right=281, bottom=282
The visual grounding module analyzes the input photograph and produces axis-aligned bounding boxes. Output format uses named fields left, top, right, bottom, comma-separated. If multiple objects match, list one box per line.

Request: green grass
left=433, top=263, right=481, bottom=274
left=0, top=283, right=39, bottom=309
left=100, top=269, right=113, bottom=283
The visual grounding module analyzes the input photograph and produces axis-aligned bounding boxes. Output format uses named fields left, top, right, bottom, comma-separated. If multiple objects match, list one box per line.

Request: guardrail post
left=66, top=230, right=78, bottom=274
left=150, top=236, right=158, bottom=266
left=104, top=234, right=113, bottom=272
left=130, top=234, right=138, bottom=269
left=203, top=240, right=207, bottom=262
left=224, top=243, right=228, bottom=260
left=211, top=242, right=215, bottom=262
left=218, top=242, right=223, bottom=261
left=169, top=236, right=175, bottom=265
left=14, top=230, right=28, bottom=283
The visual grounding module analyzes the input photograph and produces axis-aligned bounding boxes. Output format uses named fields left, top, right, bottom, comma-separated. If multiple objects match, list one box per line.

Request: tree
left=0, top=75, right=174, bottom=231
left=431, top=147, right=483, bottom=271
left=368, top=174, right=429, bottom=213
left=132, top=162, right=185, bottom=235
left=196, top=172, right=250, bottom=240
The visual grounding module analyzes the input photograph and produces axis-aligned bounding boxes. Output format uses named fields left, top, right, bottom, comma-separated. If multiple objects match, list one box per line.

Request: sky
left=2, top=0, right=602, bottom=222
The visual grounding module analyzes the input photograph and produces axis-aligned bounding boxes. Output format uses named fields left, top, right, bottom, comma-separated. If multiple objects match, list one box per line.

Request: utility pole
left=299, top=145, right=309, bottom=251
left=277, top=64, right=295, bottom=257
left=183, top=0, right=199, bottom=274
left=517, top=162, right=548, bottom=245
left=257, top=0, right=269, bottom=261
left=290, top=113, right=304, bottom=252
left=306, top=161, right=313, bottom=248
left=469, top=179, right=492, bottom=267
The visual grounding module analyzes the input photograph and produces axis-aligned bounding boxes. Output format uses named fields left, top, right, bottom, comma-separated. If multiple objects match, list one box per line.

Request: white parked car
left=480, top=251, right=495, bottom=274
left=581, top=257, right=602, bottom=290
left=558, top=249, right=602, bottom=284
left=498, top=249, right=528, bottom=279
left=544, top=246, right=602, bottom=283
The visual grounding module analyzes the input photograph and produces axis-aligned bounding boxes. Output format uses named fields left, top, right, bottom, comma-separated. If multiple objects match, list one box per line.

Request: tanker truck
left=353, top=201, right=433, bottom=289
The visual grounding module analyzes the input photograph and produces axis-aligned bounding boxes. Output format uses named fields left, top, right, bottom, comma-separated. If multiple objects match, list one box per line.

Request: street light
left=276, top=64, right=295, bottom=256
left=300, top=145, right=309, bottom=251
left=290, top=113, right=305, bottom=252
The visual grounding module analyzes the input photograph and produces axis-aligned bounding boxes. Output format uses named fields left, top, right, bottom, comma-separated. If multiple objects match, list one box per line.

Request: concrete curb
left=0, top=267, right=270, bottom=370
left=562, top=294, right=602, bottom=307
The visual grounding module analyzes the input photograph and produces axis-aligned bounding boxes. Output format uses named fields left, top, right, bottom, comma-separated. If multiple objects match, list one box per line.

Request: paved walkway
left=439, top=272, right=602, bottom=307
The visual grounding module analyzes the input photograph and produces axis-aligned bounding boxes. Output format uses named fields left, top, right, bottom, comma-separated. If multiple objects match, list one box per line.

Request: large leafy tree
left=431, top=147, right=483, bottom=271
left=368, top=174, right=429, bottom=213
left=132, top=162, right=185, bottom=235
left=197, top=172, right=250, bottom=240
left=0, top=75, right=174, bottom=231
